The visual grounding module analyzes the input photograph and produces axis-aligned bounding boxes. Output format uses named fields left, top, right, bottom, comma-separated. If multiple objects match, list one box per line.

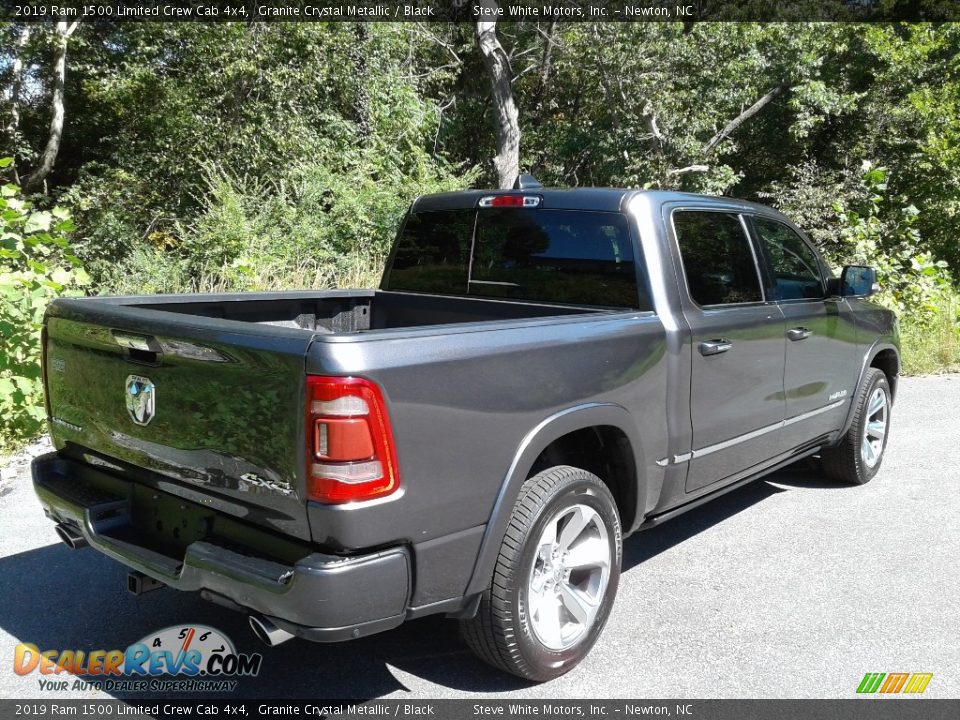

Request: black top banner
left=1, top=0, right=958, bottom=23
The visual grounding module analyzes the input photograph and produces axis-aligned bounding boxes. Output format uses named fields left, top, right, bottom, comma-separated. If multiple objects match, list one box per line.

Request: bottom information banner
left=3, top=699, right=959, bottom=720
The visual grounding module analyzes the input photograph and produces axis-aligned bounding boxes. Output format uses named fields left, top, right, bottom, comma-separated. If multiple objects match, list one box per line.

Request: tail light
left=306, top=376, right=400, bottom=504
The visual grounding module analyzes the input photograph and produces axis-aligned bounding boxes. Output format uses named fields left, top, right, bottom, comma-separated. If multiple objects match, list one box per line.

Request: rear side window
left=750, top=216, right=825, bottom=300
left=387, top=208, right=649, bottom=310
left=673, top=211, right=762, bottom=306
left=387, top=210, right=474, bottom=295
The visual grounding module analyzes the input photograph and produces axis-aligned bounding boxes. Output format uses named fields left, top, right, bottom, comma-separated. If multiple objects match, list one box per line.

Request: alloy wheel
left=527, top=503, right=611, bottom=651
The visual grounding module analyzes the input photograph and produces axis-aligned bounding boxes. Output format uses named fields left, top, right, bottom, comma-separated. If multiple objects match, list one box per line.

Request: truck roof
left=411, top=188, right=790, bottom=218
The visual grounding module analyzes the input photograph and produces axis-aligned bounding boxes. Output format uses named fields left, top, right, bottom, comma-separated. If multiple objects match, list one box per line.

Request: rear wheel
left=821, top=368, right=892, bottom=485
left=460, top=465, right=622, bottom=681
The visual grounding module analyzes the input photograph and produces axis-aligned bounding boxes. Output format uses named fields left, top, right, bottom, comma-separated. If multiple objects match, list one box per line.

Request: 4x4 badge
left=125, top=375, right=156, bottom=426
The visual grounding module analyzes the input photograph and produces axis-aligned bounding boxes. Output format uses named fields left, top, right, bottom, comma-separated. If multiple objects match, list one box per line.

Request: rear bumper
left=31, top=452, right=410, bottom=642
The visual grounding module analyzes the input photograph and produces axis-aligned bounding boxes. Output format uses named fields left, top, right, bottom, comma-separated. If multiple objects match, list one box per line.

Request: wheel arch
left=463, top=403, right=646, bottom=597
left=870, top=346, right=900, bottom=400
left=839, top=340, right=900, bottom=437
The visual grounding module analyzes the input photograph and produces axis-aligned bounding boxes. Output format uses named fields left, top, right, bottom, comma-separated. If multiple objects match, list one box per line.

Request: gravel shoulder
left=1, top=375, right=957, bottom=700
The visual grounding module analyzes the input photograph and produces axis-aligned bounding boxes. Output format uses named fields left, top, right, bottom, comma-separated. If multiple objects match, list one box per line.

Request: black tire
left=460, top=465, right=622, bottom=681
left=821, top=368, right=892, bottom=485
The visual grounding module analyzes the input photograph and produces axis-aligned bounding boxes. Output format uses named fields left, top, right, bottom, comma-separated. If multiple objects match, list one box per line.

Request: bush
left=98, top=138, right=476, bottom=295
left=831, top=162, right=960, bottom=375
left=0, top=159, right=89, bottom=451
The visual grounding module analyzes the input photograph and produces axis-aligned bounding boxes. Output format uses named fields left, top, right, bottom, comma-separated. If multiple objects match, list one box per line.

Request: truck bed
left=115, top=289, right=604, bottom=334
left=41, top=289, right=641, bottom=548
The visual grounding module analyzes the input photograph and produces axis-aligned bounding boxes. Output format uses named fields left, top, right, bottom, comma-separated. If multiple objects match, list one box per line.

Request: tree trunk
left=532, top=20, right=558, bottom=126
left=350, top=22, right=372, bottom=138
left=5, top=27, right=31, bottom=138
left=23, top=21, right=80, bottom=193
left=4, top=26, right=31, bottom=183
left=475, top=3, right=520, bottom=189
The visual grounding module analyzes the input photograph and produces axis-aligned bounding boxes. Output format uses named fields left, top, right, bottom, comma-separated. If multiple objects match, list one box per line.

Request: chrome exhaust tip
left=55, top=523, right=88, bottom=550
left=249, top=615, right=295, bottom=647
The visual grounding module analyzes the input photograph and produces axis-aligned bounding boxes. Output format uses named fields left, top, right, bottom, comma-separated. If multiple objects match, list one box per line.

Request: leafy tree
left=1, top=18, right=958, bottom=397
left=0, top=158, right=88, bottom=449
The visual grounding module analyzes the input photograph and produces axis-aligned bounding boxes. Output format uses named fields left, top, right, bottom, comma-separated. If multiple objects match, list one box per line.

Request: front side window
left=673, top=211, right=762, bottom=306
left=751, top=216, right=825, bottom=300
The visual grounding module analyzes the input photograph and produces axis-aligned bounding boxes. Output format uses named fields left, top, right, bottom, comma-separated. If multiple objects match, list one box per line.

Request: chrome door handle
left=699, top=339, right=733, bottom=356
left=787, top=327, right=812, bottom=341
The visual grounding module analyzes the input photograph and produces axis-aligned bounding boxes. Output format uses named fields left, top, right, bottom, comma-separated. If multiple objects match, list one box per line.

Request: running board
left=638, top=446, right=822, bottom=530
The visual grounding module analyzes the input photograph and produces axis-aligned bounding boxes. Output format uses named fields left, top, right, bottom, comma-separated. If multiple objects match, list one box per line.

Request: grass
left=187, top=256, right=386, bottom=294
left=899, top=297, right=960, bottom=376
left=97, top=248, right=385, bottom=296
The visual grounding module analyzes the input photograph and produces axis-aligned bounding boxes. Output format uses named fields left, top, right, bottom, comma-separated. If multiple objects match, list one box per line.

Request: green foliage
left=15, top=23, right=478, bottom=296
left=830, top=163, right=960, bottom=374
left=4, top=21, right=960, bottom=383
left=0, top=162, right=89, bottom=450
left=95, top=135, right=474, bottom=294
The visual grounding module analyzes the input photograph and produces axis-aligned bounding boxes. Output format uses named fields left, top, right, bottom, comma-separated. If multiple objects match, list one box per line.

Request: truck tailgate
left=43, top=300, right=314, bottom=541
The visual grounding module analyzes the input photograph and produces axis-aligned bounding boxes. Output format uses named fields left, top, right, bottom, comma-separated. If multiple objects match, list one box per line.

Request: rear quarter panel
left=304, top=313, right=669, bottom=556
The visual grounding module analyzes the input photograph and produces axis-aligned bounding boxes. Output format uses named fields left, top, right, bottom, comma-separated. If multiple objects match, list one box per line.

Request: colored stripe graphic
left=880, top=673, right=910, bottom=693
left=903, top=673, right=934, bottom=694
left=857, top=672, right=933, bottom=694
left=857, top=673, right=886, bottom=693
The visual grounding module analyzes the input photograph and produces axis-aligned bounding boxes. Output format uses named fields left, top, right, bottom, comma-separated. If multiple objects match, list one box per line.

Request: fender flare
left=839, top=340, right=900, bottom=437
left=463, top=403, right=646, bottom=597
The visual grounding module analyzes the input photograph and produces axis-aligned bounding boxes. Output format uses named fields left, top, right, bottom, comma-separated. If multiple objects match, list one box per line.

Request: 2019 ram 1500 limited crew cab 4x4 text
left=32, top=185, right=899, bottom=680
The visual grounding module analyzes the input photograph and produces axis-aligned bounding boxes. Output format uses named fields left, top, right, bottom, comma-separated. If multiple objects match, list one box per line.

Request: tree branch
left=535, top=20, right=559, bottom=100
left=416, top=24, right=463, bottom=66
left=4, top=26, right=31, bottom=184
left=703, top=80, right=789, bottom=154
left=667, top=164, right=710, bottom=176
left=642, top=102, right=666, bottom=158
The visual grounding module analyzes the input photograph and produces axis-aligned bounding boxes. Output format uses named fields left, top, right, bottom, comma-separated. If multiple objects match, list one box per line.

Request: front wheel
left=821, top=368, right=892, bottom=485
left=460, top=465, right=622, bottom=681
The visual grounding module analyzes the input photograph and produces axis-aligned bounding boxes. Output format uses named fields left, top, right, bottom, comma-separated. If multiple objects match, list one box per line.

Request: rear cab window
left=386, top=206, right=651, bottom=310
left=672, top=210, right=763, bottom=306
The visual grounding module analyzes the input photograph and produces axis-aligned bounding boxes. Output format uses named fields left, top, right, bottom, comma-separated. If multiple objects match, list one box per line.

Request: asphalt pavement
left=1, top=374, right=957, bottom=700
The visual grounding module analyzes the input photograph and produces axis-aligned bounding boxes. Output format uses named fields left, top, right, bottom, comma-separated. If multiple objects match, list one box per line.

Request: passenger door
left=671, top=210, right=786, bottom=493
left=747, top=216, right=860, bottom=450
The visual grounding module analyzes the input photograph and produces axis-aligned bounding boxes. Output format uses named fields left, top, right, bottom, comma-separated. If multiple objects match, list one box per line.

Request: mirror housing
left=827, top=265, right=878, bottom=298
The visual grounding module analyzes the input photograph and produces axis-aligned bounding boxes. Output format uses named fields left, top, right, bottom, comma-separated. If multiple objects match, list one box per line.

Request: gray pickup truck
left=32, top=183, right=899, bottom=680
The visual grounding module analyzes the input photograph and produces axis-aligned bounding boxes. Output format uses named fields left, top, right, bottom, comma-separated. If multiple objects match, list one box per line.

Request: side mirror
left=828, top=265, right=878, bottom=297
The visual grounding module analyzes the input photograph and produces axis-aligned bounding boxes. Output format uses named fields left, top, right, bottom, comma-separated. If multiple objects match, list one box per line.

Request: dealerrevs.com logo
left=13, top=625, right=263, bottom=693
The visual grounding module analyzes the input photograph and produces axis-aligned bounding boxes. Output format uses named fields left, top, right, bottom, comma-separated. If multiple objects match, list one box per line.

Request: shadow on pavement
left=623, top=461, right=851, bottom=572
left=0, top=462, right=847, bottom=700
left=0, top=541, right=530, bottom=701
